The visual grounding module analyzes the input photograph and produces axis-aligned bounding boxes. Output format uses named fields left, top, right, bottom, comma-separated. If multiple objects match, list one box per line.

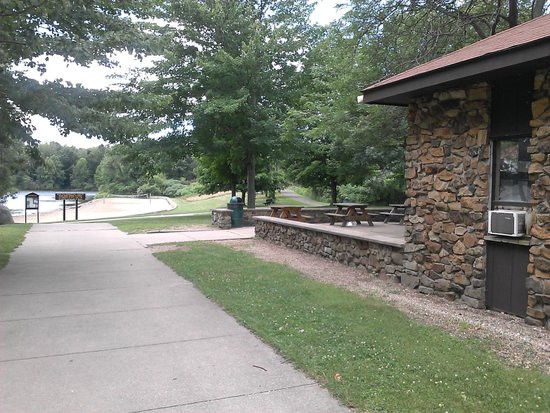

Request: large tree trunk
left=330, top=179, right=337, bottom=206
left=508, top=0, right=518, bottom=27
left=532, top=0, right=546, bottom=18
left=231, top=182, right=237, bottom=197
left=247, top=151, right=256, bottom=209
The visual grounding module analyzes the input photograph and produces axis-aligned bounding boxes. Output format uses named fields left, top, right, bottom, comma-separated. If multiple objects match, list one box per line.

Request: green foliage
left=0, top=0, right=164, bottom=197
left=71, top=158, right=91, bottom=190
left=338, top=171, right=405, bottom=205
left=94, top=146, right=140, bottom=194
left=11, top=142, right=106, bottom=191
left=0, top=224, right=31, bottom=270
left=283, top=25, right=407, bottom=204
left=144, top=0, right=314, bottom=206
left=157, top=243, right=550, bottom=413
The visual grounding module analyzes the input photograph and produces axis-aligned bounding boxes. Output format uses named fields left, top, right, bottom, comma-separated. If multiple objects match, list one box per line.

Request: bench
left=324, top=212, right=375, bottom=226
left=379, top=211, right=405, bottom=224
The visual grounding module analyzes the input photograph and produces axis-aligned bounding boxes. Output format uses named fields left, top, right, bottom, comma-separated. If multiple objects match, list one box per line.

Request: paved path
left=130, top=227, right=255, bottom=247
left=280, top=189, right=325, bottom=207
left=0, top=223, right=348, bottom=413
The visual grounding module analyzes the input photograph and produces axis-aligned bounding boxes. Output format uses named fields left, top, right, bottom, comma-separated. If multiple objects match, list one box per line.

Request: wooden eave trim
left=361, top=40, right=550, bottom=106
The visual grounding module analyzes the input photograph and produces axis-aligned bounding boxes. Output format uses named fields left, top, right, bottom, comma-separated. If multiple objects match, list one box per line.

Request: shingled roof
left=360, top=14, right=550, bottom=105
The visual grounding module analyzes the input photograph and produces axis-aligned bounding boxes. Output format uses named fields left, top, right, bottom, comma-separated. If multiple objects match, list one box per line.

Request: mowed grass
left=109, top=215, right=211, bottom=234
left=156, top=243, right=550, bottom=413
left=0, top=224, right=31, bottom=270
left=160, top=192, right=308, bottom=215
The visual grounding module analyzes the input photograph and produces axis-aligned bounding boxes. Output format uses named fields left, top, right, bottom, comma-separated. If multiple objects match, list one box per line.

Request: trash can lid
left=229, top=196, right=242, bottom=204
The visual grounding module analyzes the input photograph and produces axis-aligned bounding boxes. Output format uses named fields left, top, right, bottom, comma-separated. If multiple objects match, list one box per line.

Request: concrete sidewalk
left=130, top=226, right=255, bottom=247
left=0, top=223, right=348, bottom=413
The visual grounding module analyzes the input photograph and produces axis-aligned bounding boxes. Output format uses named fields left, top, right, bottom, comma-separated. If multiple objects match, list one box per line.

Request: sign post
left=24, top=192, right=40, bottom=223
left=55, top=193, right=86, bottom=221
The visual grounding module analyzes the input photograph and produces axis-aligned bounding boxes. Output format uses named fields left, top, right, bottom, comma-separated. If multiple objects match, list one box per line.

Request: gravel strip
left=215, top=239, right=550, bottom=374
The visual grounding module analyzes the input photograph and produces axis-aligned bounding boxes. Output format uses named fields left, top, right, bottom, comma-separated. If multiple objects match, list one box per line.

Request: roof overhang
left=360, top=38, right=550, bottom=106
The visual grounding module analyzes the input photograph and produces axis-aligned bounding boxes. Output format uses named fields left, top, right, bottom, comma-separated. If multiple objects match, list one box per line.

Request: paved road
left=0, top=223, right=348, bottom=413
left=280, top=189, right=325, bottom=207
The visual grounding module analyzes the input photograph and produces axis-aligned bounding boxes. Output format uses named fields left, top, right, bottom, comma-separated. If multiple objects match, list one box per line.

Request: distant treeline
left=13, top=142, right=196, bottom=195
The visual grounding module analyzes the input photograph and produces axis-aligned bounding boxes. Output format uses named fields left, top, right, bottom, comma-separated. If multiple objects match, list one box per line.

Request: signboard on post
left=24, top=192, right=39, bottom=223
left=55, top=193, right=86, bottom=221
left=55, top=193, right=86, bottom=201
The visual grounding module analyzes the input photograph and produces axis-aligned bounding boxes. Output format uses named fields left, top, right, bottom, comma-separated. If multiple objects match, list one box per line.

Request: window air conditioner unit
left=488, top=210, right=526, bottom=237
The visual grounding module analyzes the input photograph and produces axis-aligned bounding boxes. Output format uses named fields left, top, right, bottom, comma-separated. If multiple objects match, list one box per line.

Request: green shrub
left=338, top=171, right=405, bottom=205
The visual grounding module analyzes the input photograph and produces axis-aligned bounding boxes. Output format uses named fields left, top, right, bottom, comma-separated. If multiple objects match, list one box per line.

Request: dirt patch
left=148, top=244, right=191, bottom=253
left=218, top=238, right=550, bottom=374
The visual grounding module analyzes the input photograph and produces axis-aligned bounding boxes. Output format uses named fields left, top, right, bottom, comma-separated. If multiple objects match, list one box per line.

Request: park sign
left=55, top=193, right=85, bottom=221
left=55, top=193, right=86, bottom=201
left=24, top=192, right=39, bottom=223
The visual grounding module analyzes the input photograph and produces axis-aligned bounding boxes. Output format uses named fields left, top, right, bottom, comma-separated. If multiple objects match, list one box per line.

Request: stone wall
left=255, top=219, right=404, bottom=279
left=403, top=83, right=491, bottom=306
left=211, top=209, right=232, bottom=229
left=527, top=68, right=550, bottom=329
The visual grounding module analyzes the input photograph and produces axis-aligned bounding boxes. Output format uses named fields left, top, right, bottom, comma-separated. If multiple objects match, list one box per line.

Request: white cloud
left=31, top=115, right=106, bottom=149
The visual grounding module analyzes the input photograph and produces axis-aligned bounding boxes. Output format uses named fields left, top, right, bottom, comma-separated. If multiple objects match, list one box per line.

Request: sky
left=29, top=1, right=348, bottom=149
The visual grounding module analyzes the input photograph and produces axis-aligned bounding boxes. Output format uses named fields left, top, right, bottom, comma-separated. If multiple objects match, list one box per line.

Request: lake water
left=3, top=191, right=97, bottom=216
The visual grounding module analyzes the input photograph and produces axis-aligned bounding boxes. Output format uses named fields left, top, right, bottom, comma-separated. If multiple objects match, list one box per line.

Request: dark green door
left=486, top=241, right=528, bottom=317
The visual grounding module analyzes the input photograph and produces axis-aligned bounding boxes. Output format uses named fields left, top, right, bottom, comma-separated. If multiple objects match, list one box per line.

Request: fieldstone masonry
left=403, top=83, right=491, bottom=305
left=211, top=208, right=232, bottom=229
left=527, top=68, right=550, bottom=329
left=256, top=220, right=404, bottom=279
left=256, top=73, right=549, bottom=330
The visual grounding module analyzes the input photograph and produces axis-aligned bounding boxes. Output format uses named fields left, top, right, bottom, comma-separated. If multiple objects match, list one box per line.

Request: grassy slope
left=109, top=215, right=211, bottom=234
left=156, top=243, right=550, bottom=413
left=0, top=224, right=31, bottom=270
left=160, top=193, right=308, bottom=215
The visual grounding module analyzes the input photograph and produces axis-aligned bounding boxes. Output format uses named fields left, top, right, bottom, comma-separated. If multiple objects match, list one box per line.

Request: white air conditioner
left=488, top=210, right=526, bottom=237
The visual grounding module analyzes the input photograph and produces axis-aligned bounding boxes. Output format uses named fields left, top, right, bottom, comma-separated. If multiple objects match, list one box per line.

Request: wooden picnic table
left=325, top=202, right=374, bottom=226
left=380, top=203, right=406, bottom=224
left=270, top=205, right=310, bottom=221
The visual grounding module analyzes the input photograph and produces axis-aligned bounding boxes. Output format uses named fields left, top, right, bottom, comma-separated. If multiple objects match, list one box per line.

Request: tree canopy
left=2, top=0, right=548, bottom=205
left=0, top=0, right=162, bottom=197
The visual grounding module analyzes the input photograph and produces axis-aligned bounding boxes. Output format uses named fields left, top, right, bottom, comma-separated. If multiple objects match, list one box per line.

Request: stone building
left=359, top=15, right=550, bottom=329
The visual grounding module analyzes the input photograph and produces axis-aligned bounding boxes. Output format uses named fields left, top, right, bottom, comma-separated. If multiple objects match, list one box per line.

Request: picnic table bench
left=325, top=203, right=375, bottom=226
left=270, top=205, right=311, bottom=221
left=379, top=203, right=406, bottom=224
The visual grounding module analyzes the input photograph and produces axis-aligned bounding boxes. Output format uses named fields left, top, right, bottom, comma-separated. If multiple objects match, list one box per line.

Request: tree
left=282, top=25, right=407, bottom=204
left=36, top=155, right=64, bottom=189
left=0, top=1, right=161, bottom=197
left=71, top=158, right=90, bottom=190
left=344, top=0, right=549, bottom=75
left=144, top=0, right=314, bottom=208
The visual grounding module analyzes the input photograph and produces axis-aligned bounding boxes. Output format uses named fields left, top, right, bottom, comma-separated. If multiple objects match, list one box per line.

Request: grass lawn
left=0, top=224, right=31, bottom=270
left=108, top=215, right=212, bottom=234
left=156, top=243, right=550, bottom=413
left=159, top=192, right=310, bottom=215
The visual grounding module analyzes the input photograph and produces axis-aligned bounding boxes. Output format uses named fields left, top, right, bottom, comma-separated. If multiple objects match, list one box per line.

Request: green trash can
left=227, top=196, right=244, bottom=227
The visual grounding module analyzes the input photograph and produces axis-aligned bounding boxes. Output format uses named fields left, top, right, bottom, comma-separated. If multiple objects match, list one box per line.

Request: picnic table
left=270, top=205, right=311, bottom=221
left=380, top=203, right=406, bottom=224
left=325, top=203, right=374, bottom=226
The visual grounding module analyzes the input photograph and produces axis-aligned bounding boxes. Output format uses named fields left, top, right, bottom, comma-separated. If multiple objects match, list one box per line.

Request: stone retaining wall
left=255, top=219, right=404, bottom=280
left=527, top=68, right=550, bottom=329
left=211, top=209, right=231, bottom=229
left=404, top=83, right=491, bottom=305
